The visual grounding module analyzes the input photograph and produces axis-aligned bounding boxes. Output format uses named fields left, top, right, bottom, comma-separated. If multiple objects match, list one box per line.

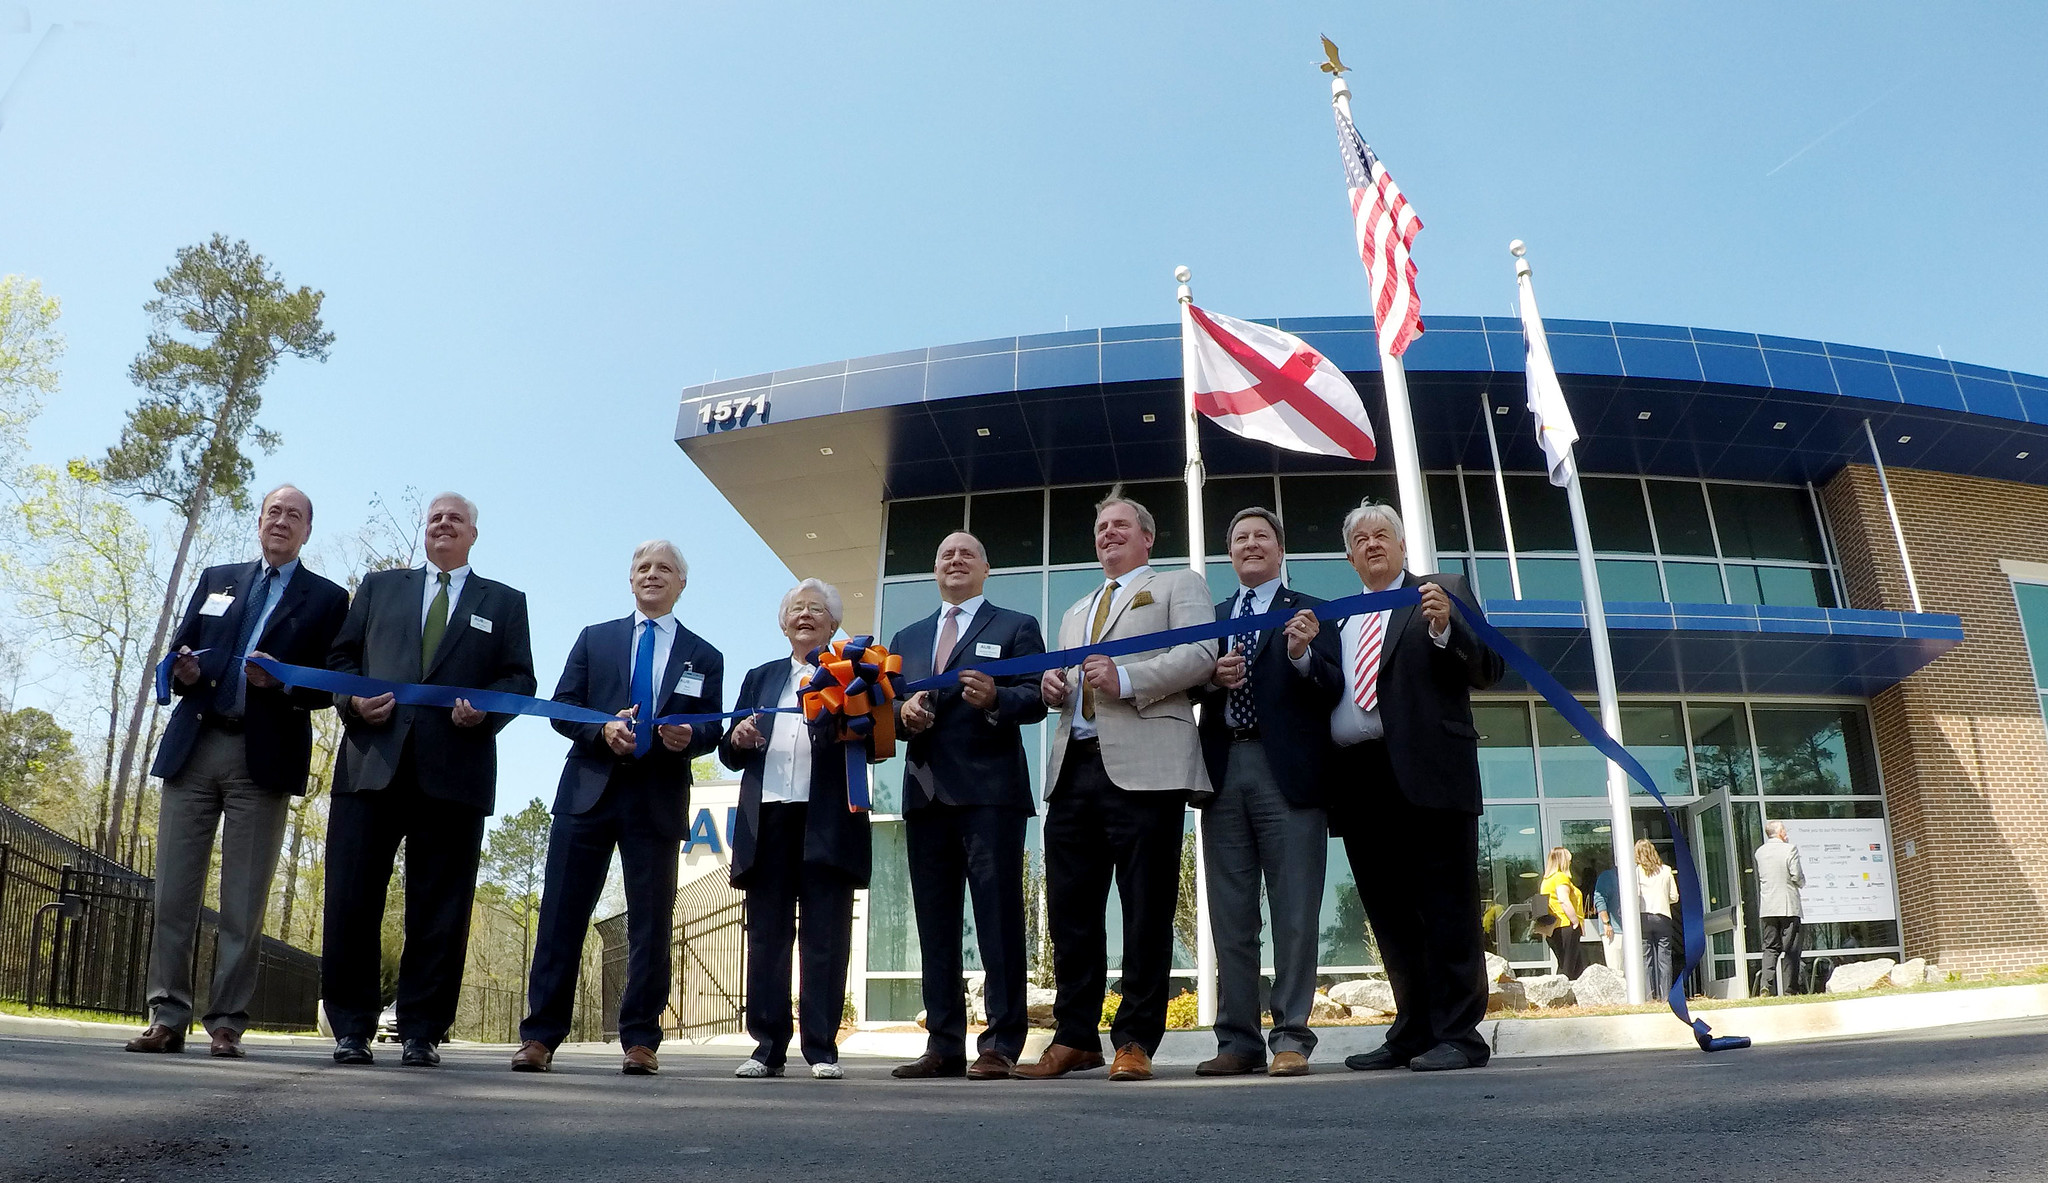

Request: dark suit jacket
left=548, top=614, right=725, bottom=841
left=718, top=657, right=871, bottom=889
left=328, top=566, right=537, bottom=814
left=1190, top=584, right=1345, bottom=810
left=150, top=559, right=351, bottom=796
left=888, top=601, right=1047, bottom=815
left=1327, top=570, right=1504, bottom=821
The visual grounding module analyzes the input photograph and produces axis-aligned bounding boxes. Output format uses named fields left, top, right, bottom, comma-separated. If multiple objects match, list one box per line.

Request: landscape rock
left=1924, top=964, right=1950, bottom=985
left=1523, top=973, right=1576, bottom=1009
left=1486, top=978, right=1529, bottom=1013
left=1328, top=977, right=1397, bottom=1013
left=1886, top=958, right=1928, bottom=989
left=915, top=1009, right=928, bottom=1030
left=1572, top=963, right=1629, bottom=1007
left=965, top=976, right=989, bottom=1024
left=1825, top=958, right=1899, bottom=994
left=1025, top=986, right=1057, bottom=1028
left=1484, top=953, right=1512, bottom=984
left=1310, top=992, right=1347, bottom=1022
left=1348, top=1006, right=1391, bottom=1020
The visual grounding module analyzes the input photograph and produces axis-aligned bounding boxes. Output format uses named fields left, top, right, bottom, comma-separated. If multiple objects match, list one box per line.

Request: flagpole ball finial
left=1509, top=239, right=1527, bottom=258
left=1174, top=265, right=1191, bottom=283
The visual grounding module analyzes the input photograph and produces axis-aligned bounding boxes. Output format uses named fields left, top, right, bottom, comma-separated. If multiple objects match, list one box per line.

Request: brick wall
left=1820, top=464, right=2048, bottom=975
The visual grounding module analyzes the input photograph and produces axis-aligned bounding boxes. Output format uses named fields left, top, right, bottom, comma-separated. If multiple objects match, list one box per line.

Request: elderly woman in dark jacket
left=720, top=578, right=871, bottom=1079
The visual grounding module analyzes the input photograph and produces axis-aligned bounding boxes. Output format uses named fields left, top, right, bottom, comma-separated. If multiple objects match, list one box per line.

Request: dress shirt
left=1330, top=573, right=1450, bottom=747
left=1224, top=576, right=1314, bottom=675
left=227, top=557, right=298, bottom=717
left=760, top=657, right=815, bottom=803
left=420, top=562, right=471, bottom=627
left=631, top=609, right=678, bottom=695
left=931, top=594, right=986, bottom=668
left=1069, top=566, right=1148, bottom=741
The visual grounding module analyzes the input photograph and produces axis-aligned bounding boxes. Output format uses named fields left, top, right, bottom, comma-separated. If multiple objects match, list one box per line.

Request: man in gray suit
left=1014, top=489, right=1216, bottom=1083
left=1754, top=820, right=1806, bottom=996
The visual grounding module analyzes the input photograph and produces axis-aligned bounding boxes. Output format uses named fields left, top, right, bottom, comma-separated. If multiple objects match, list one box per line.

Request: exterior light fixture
left=1772, top=422, right=1787, bottom=431
left=1637, top=411, right=1652, bottom=421
left=1142, top=413, right=1157, bottom=423
left=819, top=447, right=834, bottom=455
left=976, top=427, right=991, bottom=437
left=1897, top=435, right=1911, bottom=444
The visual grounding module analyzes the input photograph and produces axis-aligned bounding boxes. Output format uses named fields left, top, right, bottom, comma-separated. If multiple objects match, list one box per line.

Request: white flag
left=1182, top=303, right=1377, bottom=462
left=1517, top=275, right=1579, bottom=486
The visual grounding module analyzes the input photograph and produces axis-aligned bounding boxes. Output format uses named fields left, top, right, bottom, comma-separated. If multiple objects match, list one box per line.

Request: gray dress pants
left=145, top=728, right=290, bottom=1034
left=1202, top=740, right=1327, bottom=1060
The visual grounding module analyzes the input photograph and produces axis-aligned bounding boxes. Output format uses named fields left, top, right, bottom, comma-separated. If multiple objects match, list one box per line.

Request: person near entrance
left=511, top=540, right=724, bottom=1076
left=1636, top=839, right=1681, bottom=1002
left=888, top=530, right=1047, bottom=1081
left=1754, top=820, right=1806, bottom=995
left=1592, top=863, right=1625, bottom=969
left=322, top=492, right=537, bottom=1067
left=1541, top=846, right=1587, bottom=979
left=1016, top=489, right=1215, bottom=1083
left=128, top=485, right=349, bottom=1058
left=1189, top=507, right=1343, bottom=1079
left=1325, top=501, right=1504, bottom=1074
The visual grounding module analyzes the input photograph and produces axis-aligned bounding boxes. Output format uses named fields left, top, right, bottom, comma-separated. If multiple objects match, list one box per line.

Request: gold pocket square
left=1130, top=590, right=1155, bottom=608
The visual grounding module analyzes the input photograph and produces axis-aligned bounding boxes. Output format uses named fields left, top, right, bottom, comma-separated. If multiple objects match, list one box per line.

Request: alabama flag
left=1182, top=303, right=1377, bottom=461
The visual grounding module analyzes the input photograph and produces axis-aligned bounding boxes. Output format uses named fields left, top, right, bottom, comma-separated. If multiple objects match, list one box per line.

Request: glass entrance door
left=1687, top=790, right=1748, bottom=998
left=1544, top=803, right=1622, bottom=973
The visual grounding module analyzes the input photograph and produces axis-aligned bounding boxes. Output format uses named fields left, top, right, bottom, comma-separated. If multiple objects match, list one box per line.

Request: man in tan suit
left=1013, top=489, right=1216, bottom=1082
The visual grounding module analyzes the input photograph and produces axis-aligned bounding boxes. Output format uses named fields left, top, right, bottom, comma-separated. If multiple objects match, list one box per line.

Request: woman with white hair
left=718, top=578, right=871, bottom=1079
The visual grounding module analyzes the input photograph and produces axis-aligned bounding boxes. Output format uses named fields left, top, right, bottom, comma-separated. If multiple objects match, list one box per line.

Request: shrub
left=1100, top=991, right=1121, bottom=1028
left=1165, top=990, right=1199, bottom=1030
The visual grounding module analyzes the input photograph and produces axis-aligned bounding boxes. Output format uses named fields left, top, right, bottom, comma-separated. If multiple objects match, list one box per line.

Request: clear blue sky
left=5, top=2, right=2044, bottom=818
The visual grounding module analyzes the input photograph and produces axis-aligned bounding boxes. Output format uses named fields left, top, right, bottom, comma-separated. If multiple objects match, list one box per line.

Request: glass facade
left=2011, top=579, right=2048, bottom=726
left=858, top=471, right=1895, bottom=1018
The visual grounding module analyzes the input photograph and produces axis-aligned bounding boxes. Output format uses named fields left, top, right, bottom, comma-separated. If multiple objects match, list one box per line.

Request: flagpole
left=1177, top=264, right=1219, bottom=1028
left=1330, top=73, right=1435, bottom=573
left=1513, top=240, right=1647, bottom=1005
left=1479, top=389, right=1526, bottom=599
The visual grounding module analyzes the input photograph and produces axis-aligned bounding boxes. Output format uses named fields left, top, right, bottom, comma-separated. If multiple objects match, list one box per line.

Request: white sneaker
left=810, top=1062, right=844, bottom=1080
left=734, top=1058, right=779, bottom=1078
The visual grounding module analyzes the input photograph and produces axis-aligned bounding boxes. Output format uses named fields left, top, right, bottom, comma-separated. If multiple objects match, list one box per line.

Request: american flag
left=1336, top=104, right=1424, bottom=357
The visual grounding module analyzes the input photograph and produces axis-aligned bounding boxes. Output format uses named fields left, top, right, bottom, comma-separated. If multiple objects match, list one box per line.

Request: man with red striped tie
left=1326, top=501, right=1504, bottom=1073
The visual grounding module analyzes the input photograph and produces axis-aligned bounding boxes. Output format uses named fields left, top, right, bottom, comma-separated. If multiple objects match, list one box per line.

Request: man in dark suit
left=510, top=540, right=723, bottom=1076
left=1189, top=508, right=1343, bottom=1079
left=887, top=531, right=1047, bottom=1081
left=321, top=492, right=536, bottom=1067
left=126, top=485, right=349, bottom=1058
left=1326, top=501, right=1504, bottom=1073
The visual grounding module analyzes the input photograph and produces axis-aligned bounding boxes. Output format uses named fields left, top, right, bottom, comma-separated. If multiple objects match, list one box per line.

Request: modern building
left=675, top=313, right=2048, bottom=1021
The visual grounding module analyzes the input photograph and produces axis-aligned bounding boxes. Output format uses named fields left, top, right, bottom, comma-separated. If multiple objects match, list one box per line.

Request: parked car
left=375, top=1004, right=400, bottom=1043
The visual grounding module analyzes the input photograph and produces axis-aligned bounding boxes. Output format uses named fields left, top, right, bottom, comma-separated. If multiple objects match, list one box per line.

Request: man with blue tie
left=888, top=531, right=1047, bottom=1080
left=127, top=485, right=349, bottom=1057
left=511, top=540, right=724, bottom=1075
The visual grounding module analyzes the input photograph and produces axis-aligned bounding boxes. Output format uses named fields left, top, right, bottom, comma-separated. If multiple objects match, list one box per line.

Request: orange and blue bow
left=798, top=635, right=904, bottom=812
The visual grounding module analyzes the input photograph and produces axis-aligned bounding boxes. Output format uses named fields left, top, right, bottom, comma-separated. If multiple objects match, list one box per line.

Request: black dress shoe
left=401, top=1038, right=441, bottom=1067
left=333, top=1036, right=374, bottom=1065
left=1409, top=1043, right=1482, bottom=1072
left=891, top=1052, right=967, bottom=1079
left=1343, top=1046, right=1410, bottom=1071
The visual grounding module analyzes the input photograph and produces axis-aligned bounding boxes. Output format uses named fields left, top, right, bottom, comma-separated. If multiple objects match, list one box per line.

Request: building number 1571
left=697, top=394, right=769, bottom=431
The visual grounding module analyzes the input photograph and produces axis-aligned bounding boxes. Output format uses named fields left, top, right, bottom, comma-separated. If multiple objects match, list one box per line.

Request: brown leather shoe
left=1010, top=1043, right=1105, bottom=1079
left=1108, top=1043, right=1154, bottom=1081
left=510, top=1040, right=553, bottom=1073
left=622, top=1045, right=659, bottom=1075
left=208, top=1028, right=246, bottom=1059
left=966, top=1050, right=1015, bottom=1080
left=1195, top=1050, right=1263, bottom=1076
left=1268, top=1050, right=1311, bottom=1077
left=891, top=1052, right=967, bottom=1078
left=124, top=1024, right=185, bottom=1054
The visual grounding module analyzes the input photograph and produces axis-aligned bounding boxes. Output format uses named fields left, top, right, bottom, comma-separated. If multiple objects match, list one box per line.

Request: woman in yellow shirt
left=1539, top=847, right=1586, bottom=979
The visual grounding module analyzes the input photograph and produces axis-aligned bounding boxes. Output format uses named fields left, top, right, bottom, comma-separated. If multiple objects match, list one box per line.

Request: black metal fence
left=0, top=803, right=321, bottom=1029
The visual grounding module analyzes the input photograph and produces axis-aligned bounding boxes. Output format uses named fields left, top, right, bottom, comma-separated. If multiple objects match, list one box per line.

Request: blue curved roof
left=675, top=315, right=2048, bottom=499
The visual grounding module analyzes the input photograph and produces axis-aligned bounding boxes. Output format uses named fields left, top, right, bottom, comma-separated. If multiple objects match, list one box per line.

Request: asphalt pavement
left=4, top=1018, right=2045, bottom=1182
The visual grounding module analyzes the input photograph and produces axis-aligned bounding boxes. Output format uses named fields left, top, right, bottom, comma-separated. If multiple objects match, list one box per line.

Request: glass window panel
left=1203, top=560, right=1238, bottom=604
left=865, top=978, right=923, bottom=1023
left=1753, top=564, right=1833, bottom=608
left=1664, top=560, right=1727, bottom=604
left=1474, top=557, right=1511, bottom=602
left=1463, top=472, right=1507, bottom=553
left=1319, top=841, right=1380, bottom=969
left=1536, top=701, right=1605, bottom=797
left=1429, top=473, right=1469, bottom=554
left=1172, top=812, right=1198, bottom=972
left=1279, top=474, right=1397, bottom=556
left=1476, top=804, right=1545, bottom=963
left=1707, top=484, right=1828, bottom=562
left=1622, top=702, right=1690, bottom=799
left=884, top=497, right=966, bottom=576
left=1734, top=801, right=1764, bottom=937
left=1647, top=480, right=1716, bottom=557
left=1584, top=477, right=1654, bottom=553
left=1724, top=563, right=1764, bottom=605
left=1753, top=707, right=1876, bottom=796
left=981, top=571, right=1044, bottom=633
left=1048, top=486, right=1109, bottom=565
left=1803, top=920, right=1901, bottom=952
left=1503, top=474, right=1575, bottom=551
left=2016, top=582, right=2048, bottom=691
left=1285, top=557, right=1362, bottom=601
left=1688, top=704, right=1757, bottom=797
left=1475, top=703, right=1537, bottom=800
left=1204, top=477, right=1279, bottom=557
left=866, top=820, right=917, bottom=973
left=1126, top=480, right=1191, bottom=561
left=1520, top=557, right=1586, bottom=601
left=1696, top=800, right=1735, bottom=912
left=869, top=749, right=905, bottom=814
left=1598, top=559, right=1663, bottom=602
left=970, top=490, right=1044, bottom=570
left=1047, top=567, right=1104, bottom=625
left=879, top=578, right=941, bottom=644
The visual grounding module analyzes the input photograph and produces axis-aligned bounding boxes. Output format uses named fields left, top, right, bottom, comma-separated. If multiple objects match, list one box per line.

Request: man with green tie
left=321, top=492, right=536, bottom=1067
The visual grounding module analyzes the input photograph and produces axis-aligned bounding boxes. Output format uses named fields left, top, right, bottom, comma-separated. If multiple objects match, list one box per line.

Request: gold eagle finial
left=1319, top=36, right=1349, bottom=76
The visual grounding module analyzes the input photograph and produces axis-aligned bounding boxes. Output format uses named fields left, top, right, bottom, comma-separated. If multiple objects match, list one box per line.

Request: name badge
left=199, top=592, right=235, bottom=617
left=974, top=642, right=1002, bottom=658
left=469, top=615, right=493, bottom=633
left=676, top=672, right=707, bottom=698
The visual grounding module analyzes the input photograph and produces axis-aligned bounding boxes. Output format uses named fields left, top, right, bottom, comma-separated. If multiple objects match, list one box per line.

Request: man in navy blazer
left=510, top=540, right=723, bottom=1076
left=127, top=485, right=349, bottom=1058
left=888, top=531, right=1047, bottom=1080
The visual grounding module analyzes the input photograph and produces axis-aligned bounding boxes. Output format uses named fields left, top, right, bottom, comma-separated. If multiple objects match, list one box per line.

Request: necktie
left=1354, top=611, right=1386, bottom=711
left=1081, top=579, right=1119, bottom=721
left=421, top=570, right=451, bottom=675
left=933, top=605, right=962, bottom=671
left=631, top=619, right=658, bottom=758
left=217, top=566, right=276, bottom=717
left=1226, top=588, right=1258, bottom=730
